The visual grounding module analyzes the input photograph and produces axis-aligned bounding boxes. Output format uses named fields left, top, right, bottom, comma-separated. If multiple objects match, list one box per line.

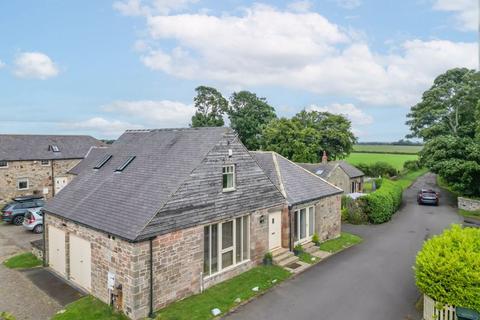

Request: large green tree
left=227, top=91, right=277, bottom=150
left=261, top=110, right=356, bottom=162
left=406, top=68, right=480, bottom=141
left=191, top=86, right=228, bottom=127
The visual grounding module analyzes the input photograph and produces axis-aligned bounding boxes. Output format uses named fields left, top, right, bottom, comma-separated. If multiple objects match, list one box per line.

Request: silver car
left=22, top=208, right=43, bottom=233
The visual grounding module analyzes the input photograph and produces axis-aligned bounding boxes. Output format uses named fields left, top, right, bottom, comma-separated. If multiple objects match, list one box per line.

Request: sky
left=0, top=0, right=477, bottom=141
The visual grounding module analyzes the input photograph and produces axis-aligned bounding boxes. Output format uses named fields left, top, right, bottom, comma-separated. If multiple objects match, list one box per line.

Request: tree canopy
left=191, top=86, right=228, bottom=127
left=406, top=68, right=480, bottom=141
left=227, top=91, right=277, bottom=150
left=261, top=110, right=356, bottom=162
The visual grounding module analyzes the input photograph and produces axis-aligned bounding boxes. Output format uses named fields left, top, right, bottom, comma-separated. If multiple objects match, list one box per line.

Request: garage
left=69, top=234, right=91, bottom=291
left=48, top=226, right=66, bottom=276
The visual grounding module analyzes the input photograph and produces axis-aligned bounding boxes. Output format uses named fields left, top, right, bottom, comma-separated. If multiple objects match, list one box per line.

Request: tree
left=406, top=68, right=480, bottom=141
left=191, top=86, right=228, bottom=127
left=260, top=110, right=356, bottom=162
left=227, top=91, right=277, bottom=150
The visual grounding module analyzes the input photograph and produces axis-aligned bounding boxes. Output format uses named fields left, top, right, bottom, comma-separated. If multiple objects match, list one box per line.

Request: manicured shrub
left=312, top=233, right=320, bottom=246
left=362, top=179, right=403, bottom=224
left=415, top=225, right=480, bottom=311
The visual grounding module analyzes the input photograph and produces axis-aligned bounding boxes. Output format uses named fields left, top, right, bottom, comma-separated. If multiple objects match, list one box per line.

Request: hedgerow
left=361, top=179, right=403, bottom=224
left=415, top=225, right=480, bottom=310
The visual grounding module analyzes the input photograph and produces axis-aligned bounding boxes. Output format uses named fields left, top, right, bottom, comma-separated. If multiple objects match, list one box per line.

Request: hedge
left=361, top=179, right=403, bottom=224
left=415, top=225, right=480, bottom=311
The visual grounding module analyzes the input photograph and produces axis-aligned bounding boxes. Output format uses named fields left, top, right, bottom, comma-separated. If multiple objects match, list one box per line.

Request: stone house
left=298, top=153, right=365, bottom=194
left=251, top=151, right=343, bottom=265
left=0, top=134, right=104, bottom=204
left=43, top=128, right=287, bottom=319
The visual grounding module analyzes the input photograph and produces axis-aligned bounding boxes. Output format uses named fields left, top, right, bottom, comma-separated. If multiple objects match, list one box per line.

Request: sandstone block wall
left=458, top=197, right=480, bottom=212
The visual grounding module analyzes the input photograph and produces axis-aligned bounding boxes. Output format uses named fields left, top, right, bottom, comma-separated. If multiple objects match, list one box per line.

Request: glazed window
left=41, top=160, right=50, bottom=166
left=203, top=215, right=249, bottom=276
left=17, top=178, right=29, bottom=190
left=222, top=165, right=235, bottom=191
left=0, top=160, right=7, bottom=168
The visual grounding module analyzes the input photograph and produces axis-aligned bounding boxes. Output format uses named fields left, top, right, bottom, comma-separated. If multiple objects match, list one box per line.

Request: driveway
left=0, top=223, right=63, bottom=320
left=226, top=173, right=461, bottom=320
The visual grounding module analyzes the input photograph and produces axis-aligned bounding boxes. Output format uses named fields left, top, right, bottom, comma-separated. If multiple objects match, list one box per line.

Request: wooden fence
left=424, top=295, right=456, bottom=320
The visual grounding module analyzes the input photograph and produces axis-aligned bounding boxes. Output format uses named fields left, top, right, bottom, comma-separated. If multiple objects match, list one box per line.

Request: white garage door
left=48, top=226, right=66, bottom=276
left=69, top=234, right=92, bottom=291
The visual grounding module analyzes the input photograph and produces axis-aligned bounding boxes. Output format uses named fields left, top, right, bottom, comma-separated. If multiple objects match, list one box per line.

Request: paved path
left=226, top=173, right=461, bottom=320
left=0, top=223, right=62, bottom=320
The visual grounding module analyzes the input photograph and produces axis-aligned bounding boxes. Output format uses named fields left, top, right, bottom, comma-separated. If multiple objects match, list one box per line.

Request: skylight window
left=50, top=145, right=60, bottom=152
left=94, top=154, right=112, bottom=169
left=115, top=156, right=135, bottom=172
left=315, top=169, right=324, bottom=175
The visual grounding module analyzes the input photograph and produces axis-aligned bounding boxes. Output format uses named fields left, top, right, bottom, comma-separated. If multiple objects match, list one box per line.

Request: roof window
left=50, top=145, right=60, bottom=152
left=94, top=154, right=113, bottom=169
left=115, top=156, right=136, bottom=172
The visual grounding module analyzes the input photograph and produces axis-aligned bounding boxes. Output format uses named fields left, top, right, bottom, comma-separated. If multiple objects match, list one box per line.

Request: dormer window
left=222, top=165, right=235, bottom=191
left=50, top=145, right=60, bottom=152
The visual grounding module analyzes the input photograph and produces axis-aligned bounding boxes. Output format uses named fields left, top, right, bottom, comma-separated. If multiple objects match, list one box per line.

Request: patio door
left=294, top=206, right=315, bottom=244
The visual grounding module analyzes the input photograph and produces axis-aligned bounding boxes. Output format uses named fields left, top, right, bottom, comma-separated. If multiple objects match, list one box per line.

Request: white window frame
left=41, top=160, right=50, bottom=166
left=17, top=178, right=29, bottom=190
left=204, top=215, right=250, bottom=277
left=222, top=164, right=236, bottom=192
left=294, top=205, right=315, bottom=245
left=0, top=160, right=8, bottom=169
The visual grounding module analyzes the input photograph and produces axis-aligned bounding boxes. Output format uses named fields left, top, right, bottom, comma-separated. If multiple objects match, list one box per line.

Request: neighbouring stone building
left=0, top=134, right=104, bottom=204
left=43, top=128, right=287, bottom=319
left=298, top=152, right=365, bottom=194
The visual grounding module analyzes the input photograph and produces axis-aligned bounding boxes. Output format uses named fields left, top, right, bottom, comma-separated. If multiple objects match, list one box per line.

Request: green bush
left=357, top=162, right=398, bottom=177
left=403, top=159, right=422, bottom=171
left=344, top=197, right=369, bottom=224
left=312, top=233, right=320, bottom=246
left=415, top=225, right=480, bottom=311
left=362, top=179, right=403, bottom=224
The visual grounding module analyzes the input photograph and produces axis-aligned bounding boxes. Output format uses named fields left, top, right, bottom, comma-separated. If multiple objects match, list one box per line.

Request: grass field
left=353, top=144, right=422, bottom=154
left=345, top=153, right=418, bottom=170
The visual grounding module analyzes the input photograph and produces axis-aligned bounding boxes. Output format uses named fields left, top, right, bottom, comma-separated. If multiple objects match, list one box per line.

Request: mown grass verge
left=318, top=232, right=362, bottom=253
left=52, top=296, right=128, bottom=320
left=156, top=265, right=290, bottom=320
left=3, top=252, right=42, bottom=269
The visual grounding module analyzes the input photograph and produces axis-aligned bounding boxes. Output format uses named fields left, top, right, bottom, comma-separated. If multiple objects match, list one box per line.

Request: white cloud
left=287, top=1, right=312, bottom=13
left=335, top=0, right=362, bottom=9
left=0, top=59, right=5, bottom=69
left=103, top=100, right=195, bottom=127
left=13, top=52, right=59, bottom=79
left=127, top=3, right=476, bottom=107
left=113, top=0, right=198, bottom=16
left=66, top=117, right=143, bottom=137
left=308, top=103, right=373, bottom=125
left=433, top=0, right=478, bottom=31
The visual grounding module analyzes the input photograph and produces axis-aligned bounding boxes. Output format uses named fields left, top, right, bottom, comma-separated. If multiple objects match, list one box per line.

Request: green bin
left=456, top=307, right=480, bottom=320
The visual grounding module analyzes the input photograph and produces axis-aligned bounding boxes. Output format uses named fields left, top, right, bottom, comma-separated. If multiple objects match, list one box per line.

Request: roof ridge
left=125, top=127, right=228, bottom=133
left=274, top=152, right=344, bottom=193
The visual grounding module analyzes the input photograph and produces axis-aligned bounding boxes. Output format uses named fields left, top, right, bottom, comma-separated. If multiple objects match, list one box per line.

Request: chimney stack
left=322, top=150, right=328, bottom=164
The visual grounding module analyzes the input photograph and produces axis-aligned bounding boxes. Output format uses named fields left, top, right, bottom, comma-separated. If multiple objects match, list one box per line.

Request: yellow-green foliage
left=415, top=225, right=480, bottom=311
left=362, top=179, right=403, bottom=224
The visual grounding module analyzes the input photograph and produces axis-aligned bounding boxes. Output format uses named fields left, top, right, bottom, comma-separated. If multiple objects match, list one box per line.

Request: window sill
left=203, top=259, right=250, bottom=280
left=222, top=188, right=236, bottom=193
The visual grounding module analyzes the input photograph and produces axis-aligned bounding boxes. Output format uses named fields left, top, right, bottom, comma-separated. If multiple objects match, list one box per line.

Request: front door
left=55, top=176, right=68, bottom=194
left=268, top=211, right=282, bottom=250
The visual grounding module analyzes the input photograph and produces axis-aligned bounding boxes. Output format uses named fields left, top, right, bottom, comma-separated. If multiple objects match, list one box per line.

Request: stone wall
left=326, top=166, right=364, bottom=194
left=0, top=159, right=80, bottom=204
left=45, top=207, right=273, bottom=320
left=315, top=194, right=342, bottom=241
left=458, top=197, right=480, bottom=212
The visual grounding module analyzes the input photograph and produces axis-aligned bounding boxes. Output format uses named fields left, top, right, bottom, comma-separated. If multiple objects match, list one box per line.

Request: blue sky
left=0, top=0, right=477, bottom=141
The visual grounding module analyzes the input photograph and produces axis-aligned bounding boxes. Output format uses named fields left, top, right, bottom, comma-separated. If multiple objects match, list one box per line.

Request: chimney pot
left=322, top=150, right=328, bottom=164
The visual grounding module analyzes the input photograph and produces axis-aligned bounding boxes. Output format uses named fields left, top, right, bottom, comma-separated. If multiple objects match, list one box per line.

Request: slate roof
left=68, top=147, right=109, bottom=175
left=0, top=134, right=103, bottom=161
left=298, top=161, right=365, bottom=179
left=45, top=127, right=285, bottom=242
left=251, top=151, right=343, bottom=205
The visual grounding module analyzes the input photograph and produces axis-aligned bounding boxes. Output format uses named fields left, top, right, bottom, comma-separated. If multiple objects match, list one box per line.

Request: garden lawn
left=345, top=153, right=418, bottom=170
left=318, top=232, right=362, bottom=253
left=52, top=296, right=128, bottom=320
left=459, top=209, right=480, bottom=220
left=156, top=265, right=290, bottom=320
left=353, top=144, right=422, bottom=154
left=3, top=252, right=42, bottom=269
left=298, top=251, right=316, bottom=264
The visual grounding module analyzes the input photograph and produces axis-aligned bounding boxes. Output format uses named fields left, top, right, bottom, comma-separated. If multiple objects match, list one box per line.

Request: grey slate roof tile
left=0, top=134, right=103, bottom=161
left=251, top=151, right=343, bottom=205
left=298, top=161, right=365, bottom=179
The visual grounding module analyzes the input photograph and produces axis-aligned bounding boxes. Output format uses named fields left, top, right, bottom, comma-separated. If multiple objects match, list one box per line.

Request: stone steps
left=271, top=247, right=299, bottom=267
left=302, top=242, right=318, bottom=254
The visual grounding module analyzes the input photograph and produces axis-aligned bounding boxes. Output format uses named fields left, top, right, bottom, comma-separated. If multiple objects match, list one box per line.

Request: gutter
left=148, top=237, right=155, bottom=319
left=288, top=204, right=293, bottom=251
left=42, top=210, right=47, bottom=267
left=51, top=160, right=55, bottom=197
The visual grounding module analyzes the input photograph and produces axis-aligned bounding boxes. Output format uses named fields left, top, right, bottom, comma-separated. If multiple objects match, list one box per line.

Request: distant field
left=345, top=152, right=418, bottom=170
left=353, top=144, right=423, bottom=154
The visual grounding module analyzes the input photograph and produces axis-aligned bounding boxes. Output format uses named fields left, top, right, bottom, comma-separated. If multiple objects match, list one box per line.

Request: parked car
left=23, top=208, right=44, bottom=233
left=417, top=189, right=439, bottom=206
left=1, top=196, right=45, bottom=225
